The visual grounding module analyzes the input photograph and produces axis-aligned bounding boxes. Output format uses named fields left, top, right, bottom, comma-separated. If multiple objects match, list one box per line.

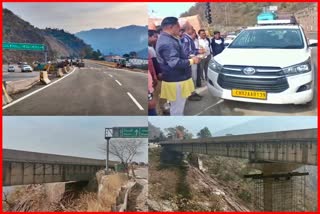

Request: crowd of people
left=148, top=17, right=225, bottom=116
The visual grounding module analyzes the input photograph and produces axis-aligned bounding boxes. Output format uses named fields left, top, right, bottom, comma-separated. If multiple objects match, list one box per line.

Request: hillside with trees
left=180, top=3, right=315, bottom=29
left=3, top=9, right=101, bottom=63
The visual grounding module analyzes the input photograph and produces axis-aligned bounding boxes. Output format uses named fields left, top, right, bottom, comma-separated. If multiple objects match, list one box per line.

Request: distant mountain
left=214, top=117, right=317, bottom=137
left=3, top=9, right=93, bottom=63
left=148, top=122, right=161, bottom=140
left=75, top=25, right=147, bottom=57
left=137, top=47, right=148, bottom=59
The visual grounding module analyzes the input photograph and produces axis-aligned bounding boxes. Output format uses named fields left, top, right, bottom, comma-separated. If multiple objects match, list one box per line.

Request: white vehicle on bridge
left=224, top=35, right=237, bottom=47
left=21, top=64, right=33, bottom=72
left=207, top=17, right=317, bottom=105
left=7, top=65, right=15, bottom=72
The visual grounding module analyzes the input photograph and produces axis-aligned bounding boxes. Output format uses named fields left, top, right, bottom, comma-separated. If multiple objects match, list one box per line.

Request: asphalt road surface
left=3, top=64, right=39, bottom=82
left=3, top=61, right=147, bottom=115
left=185, top=46, right=318, bottom=116
left=134, top=167, right=148, bottom=179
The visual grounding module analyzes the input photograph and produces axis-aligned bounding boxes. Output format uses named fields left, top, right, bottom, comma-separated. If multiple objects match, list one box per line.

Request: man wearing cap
left=156, top=17, right=201, bottom=116
left=211, top=31, right=225, bottom=57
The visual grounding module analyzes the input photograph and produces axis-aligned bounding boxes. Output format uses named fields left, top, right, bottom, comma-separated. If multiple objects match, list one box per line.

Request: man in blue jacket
left=156, top=17, right=201, bottom=115
left=211, top=31, right=225, bottom=56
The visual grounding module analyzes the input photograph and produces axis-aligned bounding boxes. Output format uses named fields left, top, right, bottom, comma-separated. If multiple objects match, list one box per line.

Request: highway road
left=185, top=39, right=318, bottom=116
left=3, top=61, right=147, bottom=115
left=3, top=64, right=39, bottom=82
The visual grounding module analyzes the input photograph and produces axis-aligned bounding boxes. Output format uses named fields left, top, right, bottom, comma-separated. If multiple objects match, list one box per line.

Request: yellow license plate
left=231, top=89, right=267, bottom=100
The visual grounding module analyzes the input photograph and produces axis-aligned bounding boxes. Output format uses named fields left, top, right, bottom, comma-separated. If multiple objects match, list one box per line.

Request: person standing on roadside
left=211, top=31, right=225, bottom=57
left=180, top=24, right=205, bottom=100
left=156, top=17, right=201, bottom=116
left=198, top=29, right=212, bottom=81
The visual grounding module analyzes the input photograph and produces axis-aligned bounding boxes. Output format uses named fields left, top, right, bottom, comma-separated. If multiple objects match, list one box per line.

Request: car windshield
left=229, top=28, right=304, bottom=49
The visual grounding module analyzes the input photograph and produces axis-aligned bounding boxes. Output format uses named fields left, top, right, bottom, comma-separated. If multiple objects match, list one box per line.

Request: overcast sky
left=4, top=116, right=148, bottom=163
left=3, top=3, right=147, bottom=33
left=148, top=116, right=317, bottom=137
left=148, top=3, right=195, bottom=18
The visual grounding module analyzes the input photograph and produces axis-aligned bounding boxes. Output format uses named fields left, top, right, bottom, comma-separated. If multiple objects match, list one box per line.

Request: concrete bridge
left=158, top=128, right=317, bottom=211
left=3, top=149, right=116, bottom=186
left=159, top=128, right=317, bottom=165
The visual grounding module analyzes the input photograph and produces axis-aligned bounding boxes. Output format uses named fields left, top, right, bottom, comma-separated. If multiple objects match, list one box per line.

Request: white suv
left=207, top=22, right=317, bottom=105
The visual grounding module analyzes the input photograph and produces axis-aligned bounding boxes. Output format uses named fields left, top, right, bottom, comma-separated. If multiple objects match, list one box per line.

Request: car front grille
left=222, top=65, right=283, bottom=77
left=217, top=74, right=289, bottom=93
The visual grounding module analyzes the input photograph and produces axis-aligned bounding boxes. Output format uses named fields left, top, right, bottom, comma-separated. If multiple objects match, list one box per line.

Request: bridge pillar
left=247, top=163, right=306, bottom=211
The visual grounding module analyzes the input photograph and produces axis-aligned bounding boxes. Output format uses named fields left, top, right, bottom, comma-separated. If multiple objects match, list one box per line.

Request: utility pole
left=225, top=4, right=228, bottom=26
left=205, top=2, right=212, bottom=25
left=44, top=45, right=48, bottom=63
left=104, top=128, right=113, bottom=174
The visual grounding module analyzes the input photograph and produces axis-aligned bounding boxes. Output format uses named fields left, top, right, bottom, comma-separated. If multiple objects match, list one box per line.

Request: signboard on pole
left=3, top=42, right=45, bottom=51
left=112, top=127, right=148, bottom=138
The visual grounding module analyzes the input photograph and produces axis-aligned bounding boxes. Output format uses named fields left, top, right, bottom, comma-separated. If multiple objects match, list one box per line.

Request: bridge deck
left=159, top=129, right=317, bottom=165
left=3, top=149, right=114, bottom=186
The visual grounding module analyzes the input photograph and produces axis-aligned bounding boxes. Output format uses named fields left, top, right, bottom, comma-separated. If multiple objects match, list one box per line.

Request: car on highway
left=224, top=35, right=237, bottom=47
left=125, top=61, right=133, bottom=69
left=21, top=65, right=33, bottom=72
left=7, top=65, right=15, bottom=72
left=207, top=17, right=317, bottom=105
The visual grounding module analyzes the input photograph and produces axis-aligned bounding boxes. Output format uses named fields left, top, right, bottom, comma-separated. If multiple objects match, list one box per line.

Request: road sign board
left=112, top=127, right=148, bottom=138
left=3, top=42, right=45, bottom=51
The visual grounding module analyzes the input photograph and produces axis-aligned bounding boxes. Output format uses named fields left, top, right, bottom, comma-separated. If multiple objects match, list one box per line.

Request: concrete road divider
left=5, top=77, right=40, bottom=95
left=63, top=66, right=69, bottom=74
left=61, top=67, right=68, bottom=74
left=57, top=68, right=64, bottom=77
left=2, top=83, right=13, bottom=106
left=40, top=71, right=51, bottom=85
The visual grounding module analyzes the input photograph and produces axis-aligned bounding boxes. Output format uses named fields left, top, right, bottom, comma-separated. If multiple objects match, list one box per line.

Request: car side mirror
left=308, top=39, right=318, bottom=47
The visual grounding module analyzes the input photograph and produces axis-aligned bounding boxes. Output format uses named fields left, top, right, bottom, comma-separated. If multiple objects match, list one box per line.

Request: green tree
left=197, top=127, right=212, bottom=138
left=129, top=51, right=137, bottom=59
left=164, top=126, right=193, bottom=140
left=122, top=53, right=130, bottom=60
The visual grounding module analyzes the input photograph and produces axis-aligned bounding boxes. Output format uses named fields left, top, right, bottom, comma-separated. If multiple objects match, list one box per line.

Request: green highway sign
left=3, top=42, right=45, bottom=51
left=112, top=127, right=148, bottom=138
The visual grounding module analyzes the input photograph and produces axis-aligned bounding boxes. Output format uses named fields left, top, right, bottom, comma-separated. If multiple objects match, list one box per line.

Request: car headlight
left=282, top=59, right=311, bottom=76
left=209, top=59, right=223, bottom=73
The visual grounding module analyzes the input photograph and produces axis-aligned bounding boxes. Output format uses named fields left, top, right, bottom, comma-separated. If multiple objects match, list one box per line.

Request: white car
left=207, top=21, right=317, bottom=105
left=21, top=65, right=33, bottom=72
left=224, top=35, right=237, bottom=47
left=8, top=65, right=15, bottom=72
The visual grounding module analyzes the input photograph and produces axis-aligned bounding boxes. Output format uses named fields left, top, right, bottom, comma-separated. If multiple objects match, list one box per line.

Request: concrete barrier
left=63, top=66, right=69, bottom=74
left=57, top=68, right=64, bottom=77
left=40, top=71, right=51, bottom=85
left=2, top=83, right=13, bottom=106
left=61, top=67, right=68, bottom=74
left=117, top=181, right=136, bottom=212
left=6, top=77, right=40, bottom=95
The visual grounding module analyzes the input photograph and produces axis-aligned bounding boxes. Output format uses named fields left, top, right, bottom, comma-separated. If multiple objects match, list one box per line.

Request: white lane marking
left=115, top=80, right=122, bottom=86
left=108, top=74, right=113, bottom=78
left=194, top=99, right=224, bottom=116
left=127, top=92, right=144, bottom=111
left=3, top=68, right=77, bottom=110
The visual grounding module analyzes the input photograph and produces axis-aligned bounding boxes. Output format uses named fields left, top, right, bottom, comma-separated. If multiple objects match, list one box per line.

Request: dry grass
left=3, top=172, right=129, bottom=212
